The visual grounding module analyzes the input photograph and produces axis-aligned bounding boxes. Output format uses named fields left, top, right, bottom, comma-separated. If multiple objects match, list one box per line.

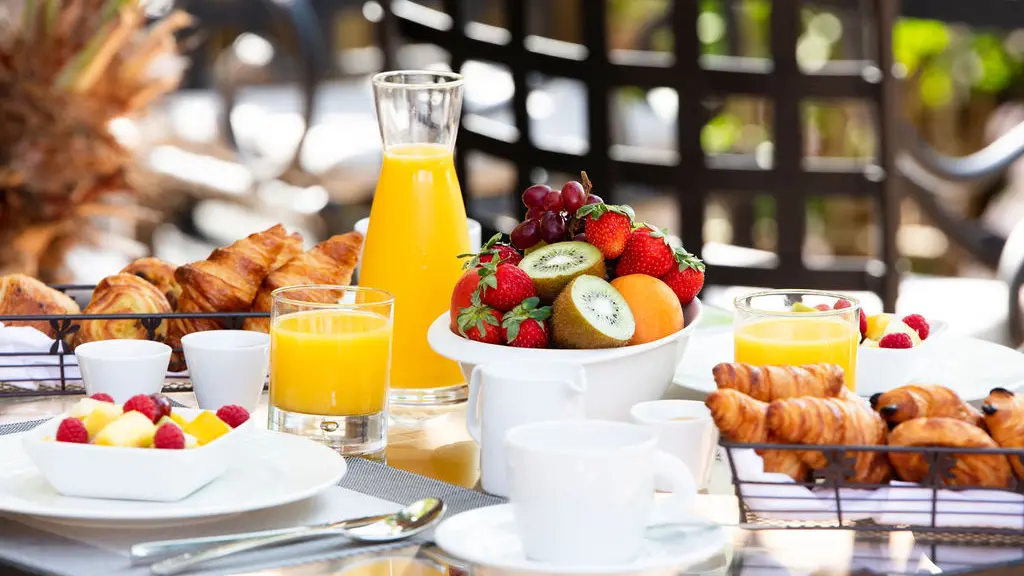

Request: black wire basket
left=721, top=439, right=1024, bottom=542
left=0, top=284, right=269, bottom=398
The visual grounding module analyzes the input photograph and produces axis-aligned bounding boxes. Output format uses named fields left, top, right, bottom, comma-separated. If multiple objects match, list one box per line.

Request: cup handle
left=466, top=366, right=484, bottom=443
left=655, top=450, right=697, bottom=516
left=563, top=368, right=587, bottom=395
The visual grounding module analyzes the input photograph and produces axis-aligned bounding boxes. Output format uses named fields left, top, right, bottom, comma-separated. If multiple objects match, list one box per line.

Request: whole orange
left=610, top=274, right=685, bottom=344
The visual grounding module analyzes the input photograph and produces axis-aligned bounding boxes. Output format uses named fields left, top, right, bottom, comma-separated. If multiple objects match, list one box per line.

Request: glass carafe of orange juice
left=360, top=71, right=470, bottom=406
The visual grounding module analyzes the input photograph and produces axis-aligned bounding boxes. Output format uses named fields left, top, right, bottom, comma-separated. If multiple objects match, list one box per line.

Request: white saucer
left=434, top=504, right=729, bottom=575
left=673, top=328, right=1024, bottom=402
left=0, top=429, right=345, bottom=527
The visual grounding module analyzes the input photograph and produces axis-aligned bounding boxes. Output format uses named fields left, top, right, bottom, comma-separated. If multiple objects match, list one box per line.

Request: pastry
left=766, top=394, right=892, bottom=484
left=981, top=388, right=1024, bottom=478
left=711, top=362, right=845, bottom=402
left=0, top=274, right=80, bottom=338
left=73, top=274, right=172, bottom=347
left=166, top=224, right=292, bottom=365
left=706, top=388, right=810, bottom=482
left=120, top=258, right=182, bottom=310
left=272, top=232, right=304, bottom=271
left=869, top=384, right=984, bottom=428
left=888, top=417, right=1013, bottom=489
left=242, top=232, right=363, bottom=333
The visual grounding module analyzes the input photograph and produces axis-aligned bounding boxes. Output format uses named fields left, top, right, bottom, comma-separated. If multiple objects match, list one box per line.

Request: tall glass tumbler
left=734, top=290, right=861, bottom=391
left=269, top=286, right=394, bottom=457
left=359, top=71, right=471, bottom=406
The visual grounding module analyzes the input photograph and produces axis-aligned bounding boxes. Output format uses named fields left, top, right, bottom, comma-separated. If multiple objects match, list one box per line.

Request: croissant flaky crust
left=766, top=394, right=892, bottom=484
left=242, top=232, right=363, bottom=333
left=712, top=362, right=845, bottom=402
left=273, top=232, right=305, bottom=272
left=870, top=384, right=984, bottom=428
left=888, top=417, right=1014, bottom=489
left=982, top=388, right=1024, bottom=479
left=0, top=274, right=80, bottom=338
left=706, top=388, right=810, bottom=482
left=73, top=274, right=172, bottom=347
left=120, top=258, right=182, bottom=310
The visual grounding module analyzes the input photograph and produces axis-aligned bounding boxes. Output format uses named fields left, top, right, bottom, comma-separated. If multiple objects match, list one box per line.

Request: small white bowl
left=22, top=408, right=251, bottom=502
left=181, top=330, right=270, bottom=411
left=428, top=299, right=703, bottom=421
left=74, top=340, right=172, bottom=403
left=856, top=318, right=948, bottom=396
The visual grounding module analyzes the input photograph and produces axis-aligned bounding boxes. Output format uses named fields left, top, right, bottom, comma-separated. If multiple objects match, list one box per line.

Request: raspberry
left=89, top=393, right=114, bottom=403
left=833, top=299, right=852, bottom=310
left=902, top=314, right=930, bottom=340
left=153, top=423, right=185, bottom=449
left=123, top=394, right=157, bottom=422
left=814, top=304, right=831, bottom=312
left=55, top=417, right=89, bottom=443
left=215, top=405, right=250, bottom=428
left=879, top=332, right=913, bottom=349
left=859, top=309, right=867, bottom=338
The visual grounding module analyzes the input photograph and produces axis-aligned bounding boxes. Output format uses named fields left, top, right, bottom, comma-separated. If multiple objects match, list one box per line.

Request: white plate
left=434, top=504, right=728, bottom=575
left=0, top=429, right=345, bottom=527
left=673, top=329, right=1024, bottom=402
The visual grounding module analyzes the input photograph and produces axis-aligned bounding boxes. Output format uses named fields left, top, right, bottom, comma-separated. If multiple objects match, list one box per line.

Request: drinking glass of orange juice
left=734, top=290, right=860, bottom=391
left=269, top=286, right=394, bottom=457
left=360, top=70, right=470, bottom=407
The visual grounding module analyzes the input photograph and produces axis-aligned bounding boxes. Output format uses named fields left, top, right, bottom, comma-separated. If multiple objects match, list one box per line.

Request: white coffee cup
left=630, top=400, right=720, bottom=492
left=505, top=420, right=697, bottom=565
left=354, top=217, right=482, bottom=277
left=75, top=340, right=172, bottom=403
left=181, top=330, right=269, bottom=410
left=467, top=360, right=587, bottom=498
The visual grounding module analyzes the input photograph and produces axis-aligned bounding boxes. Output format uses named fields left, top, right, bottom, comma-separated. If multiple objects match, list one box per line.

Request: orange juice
left=359, top=143, right=470, bottom=391
left=270, top=309, right=392, bottom=415
left=734, top=317, right=860, bottom=390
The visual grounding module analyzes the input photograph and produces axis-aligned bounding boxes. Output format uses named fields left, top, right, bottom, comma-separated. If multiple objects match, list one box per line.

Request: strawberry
left=879, top=332, right=913, bottom=349
left=456, top=301, right=503, bottom=344
left=478, top=261, right=536, bottom=312
left=902, top=314, right=930, bottom=340
left=616, top=225, right=676, bottom=277
left=577, top=203, right=634, bottom=259
left=459, top=233, right=522, bottom=269
left=659, top=252, right=705, bottom=306
left=450, top=268, right=482, bottom=331
left=501, top=297, right=552, bottom=348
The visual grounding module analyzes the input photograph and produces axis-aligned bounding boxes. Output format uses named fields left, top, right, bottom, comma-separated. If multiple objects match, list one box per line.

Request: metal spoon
left=140, top=498, right=444, bottom=575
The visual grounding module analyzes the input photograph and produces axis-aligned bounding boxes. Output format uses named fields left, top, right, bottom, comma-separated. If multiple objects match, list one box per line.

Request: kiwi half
left=518, top=241, right=606, bottom=301
left=552, top=275, right=635, bottom=349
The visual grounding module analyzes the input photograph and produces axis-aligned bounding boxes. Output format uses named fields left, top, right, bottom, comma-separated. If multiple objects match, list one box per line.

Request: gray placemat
left=0, top=417, right=503, bottom=576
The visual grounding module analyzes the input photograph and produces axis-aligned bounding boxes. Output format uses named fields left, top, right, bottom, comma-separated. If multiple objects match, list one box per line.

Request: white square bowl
left=21, top=408, right=251, bottom=502
left=856, top=318, right=948, bottom=396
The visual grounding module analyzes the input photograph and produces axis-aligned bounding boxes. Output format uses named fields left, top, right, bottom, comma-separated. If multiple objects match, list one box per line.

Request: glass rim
left=270, top=285, right=395, bottom=308
left=734, top=289, right=860, bottom=317
left=371, top=70, right=465, bottom=89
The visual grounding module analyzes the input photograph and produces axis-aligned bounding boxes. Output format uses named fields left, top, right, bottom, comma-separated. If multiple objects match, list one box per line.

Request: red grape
left=526, top=206, right=544, bottom=220
left=562, top=181, right=587, bottom=213
left=511, top=219, right=541, bottom=249
left=522, top=185, right=551, bottom=209
left=540, top=212, right=567, bottom=243
left=149, top=394, right=172, bottom=423
left=585, top=194, right=603, bottom=205
left=542, top=191, right=563, bottom=212
left=573, top=232, right=587, bottom=242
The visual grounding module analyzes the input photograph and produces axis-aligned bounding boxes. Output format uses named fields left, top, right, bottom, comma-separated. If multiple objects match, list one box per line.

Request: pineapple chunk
left=183, top=411, right=231, bottom=445
left=84, top=402, right=124, bottom=437
left=169, top=413, right=190, bottom=427
left=68, top=398, right=104, bottom=420
left=865, top=313, right=894, bottom=342
left=156, top=416, right=181, bottom=430
left=94, top=412, right=157, bottom=448
left=882, top=318, right=922, bottom=346
left=862, top=338, right=880, bottom=348
left=183, top=433, right=199, bottom=449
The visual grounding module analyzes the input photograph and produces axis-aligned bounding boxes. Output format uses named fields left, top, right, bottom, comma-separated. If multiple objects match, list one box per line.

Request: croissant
left=712, top=362, right=845, bottom=402
left=273, top=232, right=305, bottom=271
left=981, top=388, right=1024, bottom=478
left=167, top=224, right=292, bottom=365
left=869, top=384, right=984, bottom=428
left=766, top=395, right=892, bottom=484
left=0, top=274, right=80, bottom=338
left=706, top=389, right=809, bottom=482
left=242, top=232, right=363, bottom=333
left=888, top=417, right=1013, bottom=489
left=73, top=274, right=172, bottom=347
left=120, top=258, right=182, bottom=310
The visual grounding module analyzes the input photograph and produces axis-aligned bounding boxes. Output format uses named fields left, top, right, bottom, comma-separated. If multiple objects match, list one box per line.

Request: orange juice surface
left=359, top=144, right=470, bottom=390
left=734, top=317, right=859, bottom=390
left=271, top=309, right=392, bottom=416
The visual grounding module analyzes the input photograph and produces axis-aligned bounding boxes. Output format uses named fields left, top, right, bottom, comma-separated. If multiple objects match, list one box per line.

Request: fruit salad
left=862, top=313, right=930, bottom=349
left=449, top=172, right=705, bottom=349
left=51, top=393, right=250, bottom=449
